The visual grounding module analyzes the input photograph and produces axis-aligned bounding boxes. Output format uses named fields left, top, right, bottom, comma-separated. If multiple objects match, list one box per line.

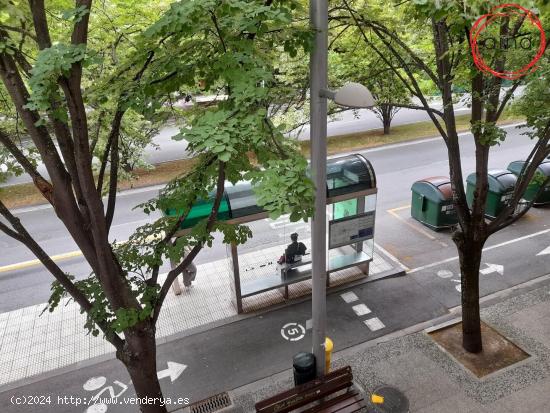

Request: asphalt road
left=0, top=275, right=449, bottom=412
left=1, top=104, right=549, bottom=411
left=1, top=223, right=548, bottom=412
left=0, top=122, right=544, bottom=312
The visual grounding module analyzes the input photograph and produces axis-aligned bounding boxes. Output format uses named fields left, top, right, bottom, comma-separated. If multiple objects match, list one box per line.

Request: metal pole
left=310, top=0, right=328, bottom=377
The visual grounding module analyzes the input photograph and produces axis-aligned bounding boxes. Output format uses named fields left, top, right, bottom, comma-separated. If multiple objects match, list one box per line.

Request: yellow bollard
left=372, top=394, right=385, bottom=404
left=325, top=337, right=334, bottom=373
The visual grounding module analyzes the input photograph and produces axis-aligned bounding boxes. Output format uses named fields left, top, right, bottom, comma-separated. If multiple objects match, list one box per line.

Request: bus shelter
left=164, top=154, right=377, bottom=313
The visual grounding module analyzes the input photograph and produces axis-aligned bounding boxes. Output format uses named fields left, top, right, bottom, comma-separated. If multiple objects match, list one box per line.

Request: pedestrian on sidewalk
left=170, top=245, right=197, bottom=289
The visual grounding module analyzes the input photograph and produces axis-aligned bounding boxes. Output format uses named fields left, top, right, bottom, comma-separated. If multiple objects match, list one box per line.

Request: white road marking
left=352, top=303, right=372, bottom=316
left=537, top=246, right=550, bottom=256
left=340, top=291, right=359, bottom=303
left=306, top=319, right=312, bottom=330
left=84, top=378, right=129, bottom=413
left=452, top=279, right=462, bottom=293
left=364, top=317, right=385, bottom=331
left=281, top=323, right=306, bottom=341
left=87, top=404, right=108, bottom=413
left=437, top=270, right=454, bottom=279
left=277, top=225, right=309, bottom=236
left=83, top=377, right=107, bottom=391
left=408, top=229, right=550, bottom=274
left=480, top=263, right=504, bottom=275
left=156, top=361, right=187, bottom=382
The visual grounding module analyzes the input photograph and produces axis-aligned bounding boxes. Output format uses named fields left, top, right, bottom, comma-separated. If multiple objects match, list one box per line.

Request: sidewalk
left=219, top=277, right=550, bottom=413
left=0, top=244, right=395, bottom=388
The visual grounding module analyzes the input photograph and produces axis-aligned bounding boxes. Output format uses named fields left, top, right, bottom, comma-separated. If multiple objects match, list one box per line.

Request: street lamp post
left=309, top=0, right=329, bottom=378
left=309, top=0, right=376, bottom=378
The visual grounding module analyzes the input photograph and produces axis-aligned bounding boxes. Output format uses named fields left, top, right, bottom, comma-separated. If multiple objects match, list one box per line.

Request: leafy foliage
left=25, top=44, right=88, bottom=114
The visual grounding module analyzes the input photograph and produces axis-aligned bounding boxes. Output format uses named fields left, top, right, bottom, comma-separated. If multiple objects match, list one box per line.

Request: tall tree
left=329, top=3, right=414, bottom=134
left=338, top=0, right=550, bottom=352
left=0, top=1, right=313, bottom=412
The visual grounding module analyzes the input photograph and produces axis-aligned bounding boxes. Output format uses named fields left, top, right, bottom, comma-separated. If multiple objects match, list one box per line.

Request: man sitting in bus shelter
left=278, top=233, right=307, bottom=265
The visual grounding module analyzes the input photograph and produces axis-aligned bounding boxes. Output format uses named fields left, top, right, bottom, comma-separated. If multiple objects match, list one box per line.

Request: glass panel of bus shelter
left=227, top=213, right=312, bottom=287
left=332, top=199, right=358, bottom=220
left=225, top=181, right=264, bottom=218
left=326, top=154, right=375, bottom=198
left=361, top=194, right=377, bottom=260
left=166, top=194, right=231, bottom=230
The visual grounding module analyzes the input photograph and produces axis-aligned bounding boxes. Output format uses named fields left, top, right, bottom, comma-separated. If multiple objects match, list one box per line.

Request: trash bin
left=411, top=177, right=458, bottom=230
left=466, top=170, right=517, bottom=219
left=293, top=352, right=316, bottom=386
left=507, top=160, right=550, bottom=206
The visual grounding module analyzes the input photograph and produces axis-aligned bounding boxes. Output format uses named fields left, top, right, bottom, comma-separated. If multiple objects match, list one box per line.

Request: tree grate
left=189, top=392, right=232, bottom=413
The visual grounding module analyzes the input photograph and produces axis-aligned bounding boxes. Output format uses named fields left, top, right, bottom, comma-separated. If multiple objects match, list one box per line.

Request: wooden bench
left=255, top=366, right=365, bottom=413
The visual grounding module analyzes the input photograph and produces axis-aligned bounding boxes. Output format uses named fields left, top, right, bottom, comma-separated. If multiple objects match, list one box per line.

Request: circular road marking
left=281, top=323, right=306, bottom=342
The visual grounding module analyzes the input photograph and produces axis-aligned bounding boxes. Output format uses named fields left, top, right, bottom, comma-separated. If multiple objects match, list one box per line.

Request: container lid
left=293, top=352, right=315, bottom=371
left=419, top=176, right=450, bottom=186
left=412, top=176, right=453, bottom=201
left=467, top=170, right=517, bottom=193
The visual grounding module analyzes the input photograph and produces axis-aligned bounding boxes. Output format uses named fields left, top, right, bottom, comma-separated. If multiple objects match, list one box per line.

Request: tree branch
left=105, top=113, right=122, bottom=231
left=0, top=24, right=38, bottom=43
left=1, top=39, right=102, bottom=276
left=488, top=123, right=550, bottom=233
left=0, top=128, right=54, bottom=204
left=28, top=0, right=52, bottom=49
left=0, top=200, right=124, bottom=350
left=342, top=1, right=449, bottom=142
left=432, top=18, right=471, bottom=229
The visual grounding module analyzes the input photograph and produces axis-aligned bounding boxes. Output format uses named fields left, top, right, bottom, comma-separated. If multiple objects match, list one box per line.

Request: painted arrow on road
left=157, top=361, right=187, bottom=382
left=480, top=263, right=504, bottom=276
left=537, top=246, right=550, bottom=256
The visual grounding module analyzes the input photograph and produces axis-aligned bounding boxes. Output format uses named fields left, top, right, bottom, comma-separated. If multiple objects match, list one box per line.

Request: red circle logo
left=470, top=3, right=546, bottom=80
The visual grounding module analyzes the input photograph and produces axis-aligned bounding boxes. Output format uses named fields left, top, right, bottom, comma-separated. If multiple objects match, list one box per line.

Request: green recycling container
left=411, top=176, right=458, bottom=230
left=507, top=160, right=550, bottom=206
left=466, top=170, right=517, bottom=219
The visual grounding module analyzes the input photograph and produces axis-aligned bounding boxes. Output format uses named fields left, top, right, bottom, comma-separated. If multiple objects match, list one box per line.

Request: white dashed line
left=340, top=292, right=359, bottom=303
left=352, top=304, right=372, bottom=316
left=364, top=317, right=385, bottom=331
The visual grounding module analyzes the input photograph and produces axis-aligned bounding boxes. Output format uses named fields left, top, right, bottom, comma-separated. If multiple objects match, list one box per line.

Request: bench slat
left=302, top=390, right=365, bottom=413
left=256, top=375, right=352, bottom=413
left=255, top=367, right=353, bottom=413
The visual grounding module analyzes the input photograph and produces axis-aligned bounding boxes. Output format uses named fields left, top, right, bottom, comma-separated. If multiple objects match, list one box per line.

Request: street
left=0, top=122, right=543, bottom=311
left=1, top=223, right=548, bottom=412
left=1, top=121, right=548, bottom=412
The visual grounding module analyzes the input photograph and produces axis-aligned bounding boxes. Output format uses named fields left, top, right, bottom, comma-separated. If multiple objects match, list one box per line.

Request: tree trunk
left=381, top=104, right=392, bottom=135
left=455, top=232, right=484, bottom=353
left=119, top=323, right=167, bottom=413
left=383, top=118, right=391, bottom=135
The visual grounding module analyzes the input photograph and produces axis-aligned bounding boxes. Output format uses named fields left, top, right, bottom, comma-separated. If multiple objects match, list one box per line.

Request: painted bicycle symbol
left=83, top=376, right=129, bottom=413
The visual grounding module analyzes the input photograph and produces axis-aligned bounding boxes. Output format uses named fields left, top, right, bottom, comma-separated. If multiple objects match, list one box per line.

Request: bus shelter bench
left=255, top=366, right=365, bottom=413
left=280, top=253, right=311, bottom=278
